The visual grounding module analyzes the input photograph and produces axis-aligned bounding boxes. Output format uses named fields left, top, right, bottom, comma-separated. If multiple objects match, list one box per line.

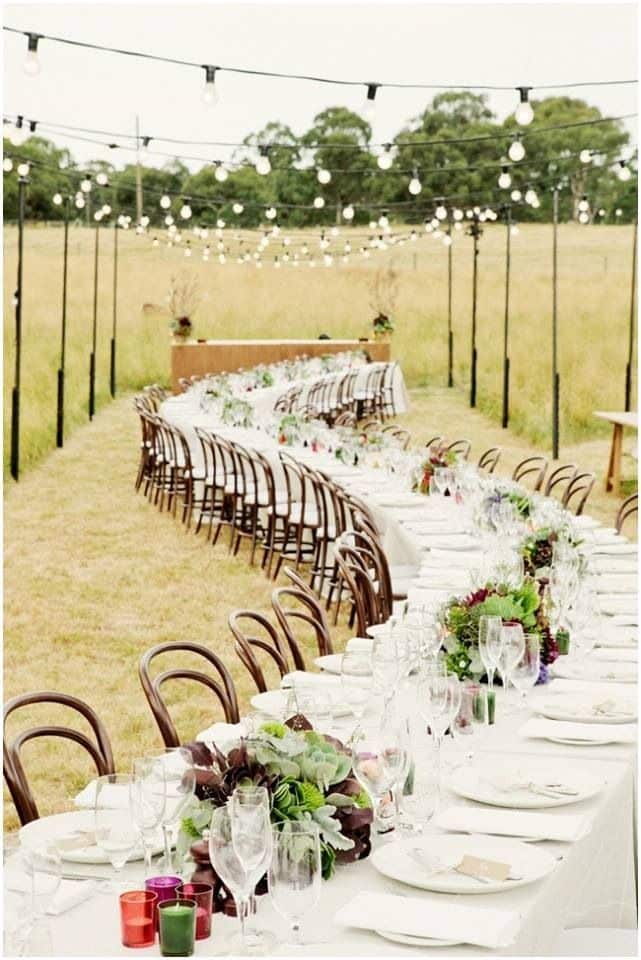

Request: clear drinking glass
left=418, top=668, right=461, bottom=809
left=95, top=773, right=138, bottom=888
left=130, top=757, right=166, bottom=878
left=269, top=822, right=322, bottom=947
left=229, top=786, right=274, bottom=954
left=351, top=714, right=408, bottom=833
left=153, top=749, right=196, bottom=873
left=478, top=615, right=503, bottom=689
left=21, top=842, right=62, bottom=919
left=511, top=634, right=541, bottom=702
left=340, top=651, right=374, bottom=723
left=497, top=624, right=526, bottom=713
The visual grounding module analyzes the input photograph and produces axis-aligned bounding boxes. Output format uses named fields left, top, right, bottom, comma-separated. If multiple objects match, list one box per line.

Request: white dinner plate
left=374, top=494, right=426, bottom=508
left=535, top=694, right=637, bottom=724
left=547, top=736, right=614, bottom=747
left=371, top=835, right=556, bottom=895
left=552, top=660, right=638, bottom=684
left=250, top=689, right=353, bottom=718
left=19, top=810, right=162, bottom=864
left=376, top=930, right=460, bottom=947
left=448, top=762, right=604, bottom=809
left=313, top=653, right=343, bottom=674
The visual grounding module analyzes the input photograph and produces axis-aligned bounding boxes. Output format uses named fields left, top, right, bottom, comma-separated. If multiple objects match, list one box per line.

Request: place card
left=455, top=855, right=511, bottom=883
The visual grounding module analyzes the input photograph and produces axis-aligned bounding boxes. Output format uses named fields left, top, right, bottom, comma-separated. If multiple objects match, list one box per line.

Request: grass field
left=3, top=222, right=637, bottom=475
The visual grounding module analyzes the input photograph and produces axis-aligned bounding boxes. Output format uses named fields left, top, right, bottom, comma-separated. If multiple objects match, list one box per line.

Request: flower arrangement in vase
left=412, top=445, right=457, bottom=495
left=368, top=262, right=399, bottom=342
left=167, top=272, right=200, bottom=341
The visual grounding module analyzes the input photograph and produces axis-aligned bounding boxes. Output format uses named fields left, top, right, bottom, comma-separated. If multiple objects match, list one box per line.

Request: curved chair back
left=478, top=447, right=501, bottom=474
left=544, top=463, right=578, bottom=498
left=562, top=472, right=595, bottom=516
left=615, top=493, right=638, bottom=535
left=446, top=439, right=471, bottom=460
left=271, top=587, right=334, bottom=670
left=228, top=611, right=289, bottom=693
left=425, top=435, right=444, bottom=451
left=512, top=455, right=548, bottom=492
left=139, top=642, right=240, bottom=748
left=4, top=692, right=114, bottom=825
left=334, top=543, right=383, bottom=635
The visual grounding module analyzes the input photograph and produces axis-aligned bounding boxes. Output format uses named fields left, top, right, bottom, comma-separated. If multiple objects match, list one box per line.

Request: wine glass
left=511, top=634, right=541, bottom=702
left=152, top=749, right=196, bottom=873
left=130, top=758, right=166, bottom=878
left=371, top=631, right=399, bottom=697
left=497, top=624, right=526, bottom=713
left=418, top=668, right=461, bottom=809
left=351, top=713, right=409, bottom=833
left=208, top=805, right=260, bottom=954
left=94, top=773, right=138, bottom=889
left=230, top=786, right=274, bottom=952
left=269, top=821, right=322, bottom=947
left=340, top=651, right=374, bottom=724
left=478, top=615, right=503, bottom=690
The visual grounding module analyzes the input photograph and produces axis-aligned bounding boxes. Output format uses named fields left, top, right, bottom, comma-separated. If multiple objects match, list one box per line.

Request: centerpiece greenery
left=178, top=722, right=373, bottom=886
left=412, top=445, right=457, bottom=495
left=520, top=525, right=583, bottom=576
left=167, top=273, right=200, bottom=340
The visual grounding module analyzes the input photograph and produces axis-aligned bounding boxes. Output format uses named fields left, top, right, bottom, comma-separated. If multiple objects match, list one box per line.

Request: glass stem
left=142, top=835, right=152, bottom=877
left=161, top=824, right=172, bottom=871
left=237, top=896, right=249, bottom=947
left=488, top=668, right=495, bottom=690
left=434, top=735, right=442, bottom=809
left=291, top=921, right=302, bottom=946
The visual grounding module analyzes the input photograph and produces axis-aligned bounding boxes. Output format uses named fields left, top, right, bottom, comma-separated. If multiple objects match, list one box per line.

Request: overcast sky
left=3, top=2, right=638, bottom=170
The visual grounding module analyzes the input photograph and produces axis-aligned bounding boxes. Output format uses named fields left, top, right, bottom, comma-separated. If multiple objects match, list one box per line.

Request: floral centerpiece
left=167, top=273, right=200, bottom=341
left=372, top=314, right=395, bottom=341
left=520, top=525, right=583, bottom=576
left=277, top=413, right=305, bottom=446
left=481, top=486, right=533, bottom=527
left=440, top=578, right=558, bottom=683
left=177, top=722, right=373, bottom=896
left=412, top=445, right=457, bottom=495
left=369, top=263, right=398, bottom=342
left=221, top=397, right=254, bottom=429
left=251, top=365, right=275, bottom=389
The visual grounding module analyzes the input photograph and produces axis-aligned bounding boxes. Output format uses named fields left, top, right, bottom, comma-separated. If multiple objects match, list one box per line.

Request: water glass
left=478, top=615, right=503, bottom=689
left=351, top=715, right=409, bottom=832
left=269, top=822, right=322, bottom=947
left=130, top=758, right=166, bottom=877
left=340, top=651, right=374, bottom=723
left=497, top=624, right=526, bottom=710
left=152, top=749, right=196, bottom=873
left=511, top=634, right=541, bottom=701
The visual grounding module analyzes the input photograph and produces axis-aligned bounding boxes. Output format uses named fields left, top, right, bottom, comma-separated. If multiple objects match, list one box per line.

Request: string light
left=75, top=195, right=85, bottom=209
left=525, top=186, right=538, bottom=205
left=313, top=196, right=325, bottom=209
left=232, top=202, right=244, bottom=214
left=179, top=199, right=192, bottom=219
left=618, top=160, right=632, bottom=181
left=515, top=87, right=534, bottom=126
left=52, top=191, right=62, bottom=205
left=453, top=208, right=463, bottom=221
left=201, top=65, right=218, bottom=106
left=577, top=195, right=590, bottom=212
left=164, top=214, right=174, bottom=226
left=17, top=161, right=29, bottom=177
left=23, top=33, right=41, bottom=76
left=364, top=83, right=379, bottom=122
left=255, top=147, right=271, bottom=176
left=580, top=149, right=593, bottom=164
left=408, top=171, right=422, bottom=195
left=317, top=168, right=331, bottom=184
left=498, top=165, right=512, bottom=188
left=510, top=188, right=522, bottom=201
left=160, top=194, right=171, bottom=209
left=578, top=211, right=590, bottom=224
left=214, top=162, right=229, bottom=182
left=342, top=204, right=355, bottom=220
left=3, top=157, right=13, bottom=172
left=377, top=144, right=393, bottom=170
left=96, top=171, right=108, bottom=186
left=102, top=203, right=111, bottom=215
left=510, top=224, right=520, bottom=236
left=508, top=137, right=525, bottom=162
left=265, top=206, right=277, bottom=220
left=80, top=175, right=92, bottom=193
left=435, top=202, right=448, bottom=220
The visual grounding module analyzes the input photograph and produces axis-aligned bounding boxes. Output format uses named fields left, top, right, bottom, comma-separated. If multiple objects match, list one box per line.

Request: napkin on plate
left=598, top=596, right=637, bottom=617
left=434, top=805, right=592, bottom=842
left=416, top=535, right=479, bottom=552
left=594, top=575, right=638, bottom=595
left=281, top=670, right=343, bottom=689
left=612, top=613, right=639, bottom=627
left=520, top=717, right=636, bottom=744
left=346, top=636, right=374, bottom=653
left=335, top=891, right=520, bottom=949
left=591, top=542, right=636, bottom=556
left=593, top=647, right=637, bottom=663
left=597, top=623, right=638, bottom=648
left=550, top=677, right=639, bottom=698
left=74, top=781, right=129, bottom=810
left=5, top=870, right=99, bottom=915
left=424, top=549, right=482, bottom=567
left=195, top=721, right=247, bottom=751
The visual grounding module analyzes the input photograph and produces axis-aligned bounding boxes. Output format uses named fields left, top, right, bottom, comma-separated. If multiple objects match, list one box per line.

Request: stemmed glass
left=130, top=758, right=166, bottom=878
left=269, top=821, right=322, bottom=947
left=497, top=624, right=526, bottom=714
left=511, top=634, right=541, bottom=703
left=340, top=651, right=374, bottom=725
left=94, top=773, right=138, bottom=889
left=418, top=667, right=461, bottom=809
left=351, top=714, right=409, bottom=833
left=229, top=785, right=275, bottom=952
left=152, top=749, right=196, bottom=873
left=7, top=841, right=61, bottom=956
left=478, top=615, right=503, bottom=691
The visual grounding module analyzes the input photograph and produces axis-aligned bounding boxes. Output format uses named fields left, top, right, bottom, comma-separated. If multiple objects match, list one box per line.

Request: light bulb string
left=4, top=24, right=638, bottom=93
left=4, top=110, right=637, bottom=153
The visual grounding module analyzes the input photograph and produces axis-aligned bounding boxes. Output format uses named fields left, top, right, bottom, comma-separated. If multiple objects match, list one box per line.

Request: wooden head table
left=171, top=339, right=390, bottom=392
left=594, top=410, right=638, bottom=496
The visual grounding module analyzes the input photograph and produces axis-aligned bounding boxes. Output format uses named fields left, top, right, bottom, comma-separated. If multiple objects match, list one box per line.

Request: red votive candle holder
left=176, top=882, right=213, bottom=939
left=145, top=875, right=181, bottom=929
left=119, top=890, right=157, bottom=948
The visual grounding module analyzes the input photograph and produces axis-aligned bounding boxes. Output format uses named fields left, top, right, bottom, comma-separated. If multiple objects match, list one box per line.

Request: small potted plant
left=167, top=272, right=200, bottom=341
left=368, top=262, right=399, bottom=342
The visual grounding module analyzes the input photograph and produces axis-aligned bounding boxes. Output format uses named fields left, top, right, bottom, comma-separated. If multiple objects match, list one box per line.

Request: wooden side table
left=594, top=411, right=638, bottom=496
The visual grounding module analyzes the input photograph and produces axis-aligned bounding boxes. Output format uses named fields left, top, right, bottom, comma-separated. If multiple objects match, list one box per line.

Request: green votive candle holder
left=472, top=690, right=486, bottom=723
left=158, top=898, right=196, bottom=957
left=556, top=629, right=571, bottom=656
left=486, top=690, right=496, bottom=725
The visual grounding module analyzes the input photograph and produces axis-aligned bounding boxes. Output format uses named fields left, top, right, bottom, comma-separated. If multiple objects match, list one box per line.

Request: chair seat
left=552, top=928, right=637, bottom=957
left=289, top=503, right=320, bottom=527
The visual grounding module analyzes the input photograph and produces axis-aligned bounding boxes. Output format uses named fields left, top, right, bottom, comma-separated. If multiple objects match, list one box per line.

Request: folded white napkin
left=598, top=595, right=637, bottom=617
left=612, top=613, right=639, bottom=627
left=591, top=542, right=636, bottom=556
left=434, top=805, right=591, bottom=842
left=593, top=647, right=637, bottom=663
left=195, top=721, right=247, bottom=751
left=551, top=676, right=639, bottom=698
left=425, top=549, right=482, bottom=567
left=407, top=587, right=450, bottom=606
left=74, top=782, right=129, bottom=810
left=592, top=556, right=638, bottom=574
left=335, top=891, right=520, bottom=949
left=418, top=535, right=479, bottom=552
left=597, top=623, right=637, bottom=648
left=281, top=670, right=343, bottom=688
left=572, top=515, right=601, bottom=530
left=520, top=717, right=636, bottom=744
left=590, top=527, right=625, bottom=545
left=346, top=636, right=374, bottom=653
left=594, top=575, right=638, bottom=594
left=6, top=870, right=98, bottom=915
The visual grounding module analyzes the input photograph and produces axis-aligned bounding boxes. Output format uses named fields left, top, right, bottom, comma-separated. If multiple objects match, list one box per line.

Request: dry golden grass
left=3, top=221, right=637, bottom=475
left=3, top=381, right=636, bottom=831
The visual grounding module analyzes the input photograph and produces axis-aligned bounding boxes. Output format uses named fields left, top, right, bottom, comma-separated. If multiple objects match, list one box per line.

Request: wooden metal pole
left=470, top=218, right=480, bottom=408
left=56, top=197, right=70, bottom=447
left=110, top=222, right=119, bottom=397
left=552, top=189, right=560, bottom=460
left=10, top=175, right=27, bottom=481
left=89, top=220, right=100, bottom=420
left=502, top=206, right=512, bottom=428
left=625, top=218, right=637, bottom=411
left=447, top=224, right=453, bottom=387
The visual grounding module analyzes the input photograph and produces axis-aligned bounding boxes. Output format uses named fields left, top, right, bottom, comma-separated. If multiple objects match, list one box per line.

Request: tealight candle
left=176, top=882, right=213, bottom=939
left=158, top=898, right=196, bottom=957
left=145, top=876, right=181, bottom=930
left=119, top=890, right=157, bottom=948
left=486, top=690, right=496, bottom=725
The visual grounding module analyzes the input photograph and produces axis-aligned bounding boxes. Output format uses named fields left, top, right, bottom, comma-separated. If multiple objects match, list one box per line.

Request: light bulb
left=616, top=208, right=623, bottom=217
left=219, top=253, right=226, bottom=264
left=184, top=247, right=191, bottom=257
left=200, top=228, right=209, bottom=239
left=342, top=204, right=355, bottom=221
left=454, top=221, right=462, bottom=231
left=96, top=172, right=108, bottom=186
left=510, top=225, right=519, bottom=236
left=201, top=66, right=218, bottom=106
left=443, top=235, right=452, bottom=247
left=525, top=188, right=537, bottom=205
left=580, top=149, right=592, bottom=164
left=578, top=196, right=589, bottom=212
left=313, top=196, right=325, bottom=209
left=436, top=204, right=447, bottom=220
left=52, top=192, right=62, bottom=205
left=160, top=194, right=171, bottom=209
left=180, top=202, right=192, bottom=220
left=408, top=176, right=422, bottom=196
left=140, top=215, right=150, bottom=227
left=102, top=204, right=111, bottom=215
left=75, top=196, right=85, bottom=209
left=510, top=189, right=522, bottom=202
left=23, top=34, right=40, bottom=76
left=94, top=210, right=103, bottom=222
left=274, top=258, right=281, bottom=269
left=10, top=118, right=27, bottom=147
left=498, top=167, right=512, bottom=189
left=265, top=207, right=277, bottom=220
left=598, top=208, right=606, bottom=217
left=508, top=139, right=525, bottom=163
left=214, top=164, right=228, bottom=182
left=232, top=202, right=244, bottom=214
left=164, top=215, right=174, bottom=226
left=378, top=214, right=389, bottom=228
left=531, top=196, right=541, bottom=209
left=377, top=148, right=393, bottom=170
left=168, top=224, right=177, bottom=235
left=514, top=88, right=534, bottom=126
left=453, top=209, right=463, bottom=221
left=255, top=153, right=271, bottom=176
left=431, top=217, right=440, bottom=229
left=578, top=211, right=589, bottom=224
left=216, top=218, right=226, bottom=229
left=80, top=177, right=92, bottom=193
left=618, top=162, right=632, bottom=182
left=3, top=158, right=13, bottom=173
left=17, top=162, right=29, bottom=177
left=317, top=168, right=331, bottom=184
left=324, top=254, right=333, bottom=267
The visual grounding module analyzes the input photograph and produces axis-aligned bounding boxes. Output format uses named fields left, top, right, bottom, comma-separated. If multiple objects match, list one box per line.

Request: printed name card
left=456, top=855, right=511, bottom=882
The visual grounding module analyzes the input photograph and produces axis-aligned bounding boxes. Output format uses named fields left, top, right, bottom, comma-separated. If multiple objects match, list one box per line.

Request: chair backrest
left=178, top=377, right=191, bottom=394
left=615, top=493, right=638, bottom=534
left=283, top=566, right=313, bottom=593
left=446, top=439, right=471, bottom=460
left=194, top=426, right=223, bottom=485
left=4, top=691, right=115, bottom=825
left=271, top=587, right=334, bottom=669
left=350, top=525, right=394, bottom=621
left=478, top=446, right=501, bottom=473
left=360, top=418, right=382, bottom=433
left=562, top=471, right=595, bottom=516
left=334, top=544, right=382, bottom=636
left=139, top=642, right=240, bottom=748
left=425, top=435, right=445, bottom=451
left=382, top=425, right=412, bottom=450
left=333, top=411, right=357, bottom=428
left=228, top=611, right=289, bottom=693
left=512, top=455, right=548, bottom=491
left=544, top=463, right=578, bottom=498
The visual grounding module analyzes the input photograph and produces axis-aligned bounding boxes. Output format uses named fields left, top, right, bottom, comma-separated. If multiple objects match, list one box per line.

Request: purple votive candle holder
left=145, top=876, right=181, bottom=929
